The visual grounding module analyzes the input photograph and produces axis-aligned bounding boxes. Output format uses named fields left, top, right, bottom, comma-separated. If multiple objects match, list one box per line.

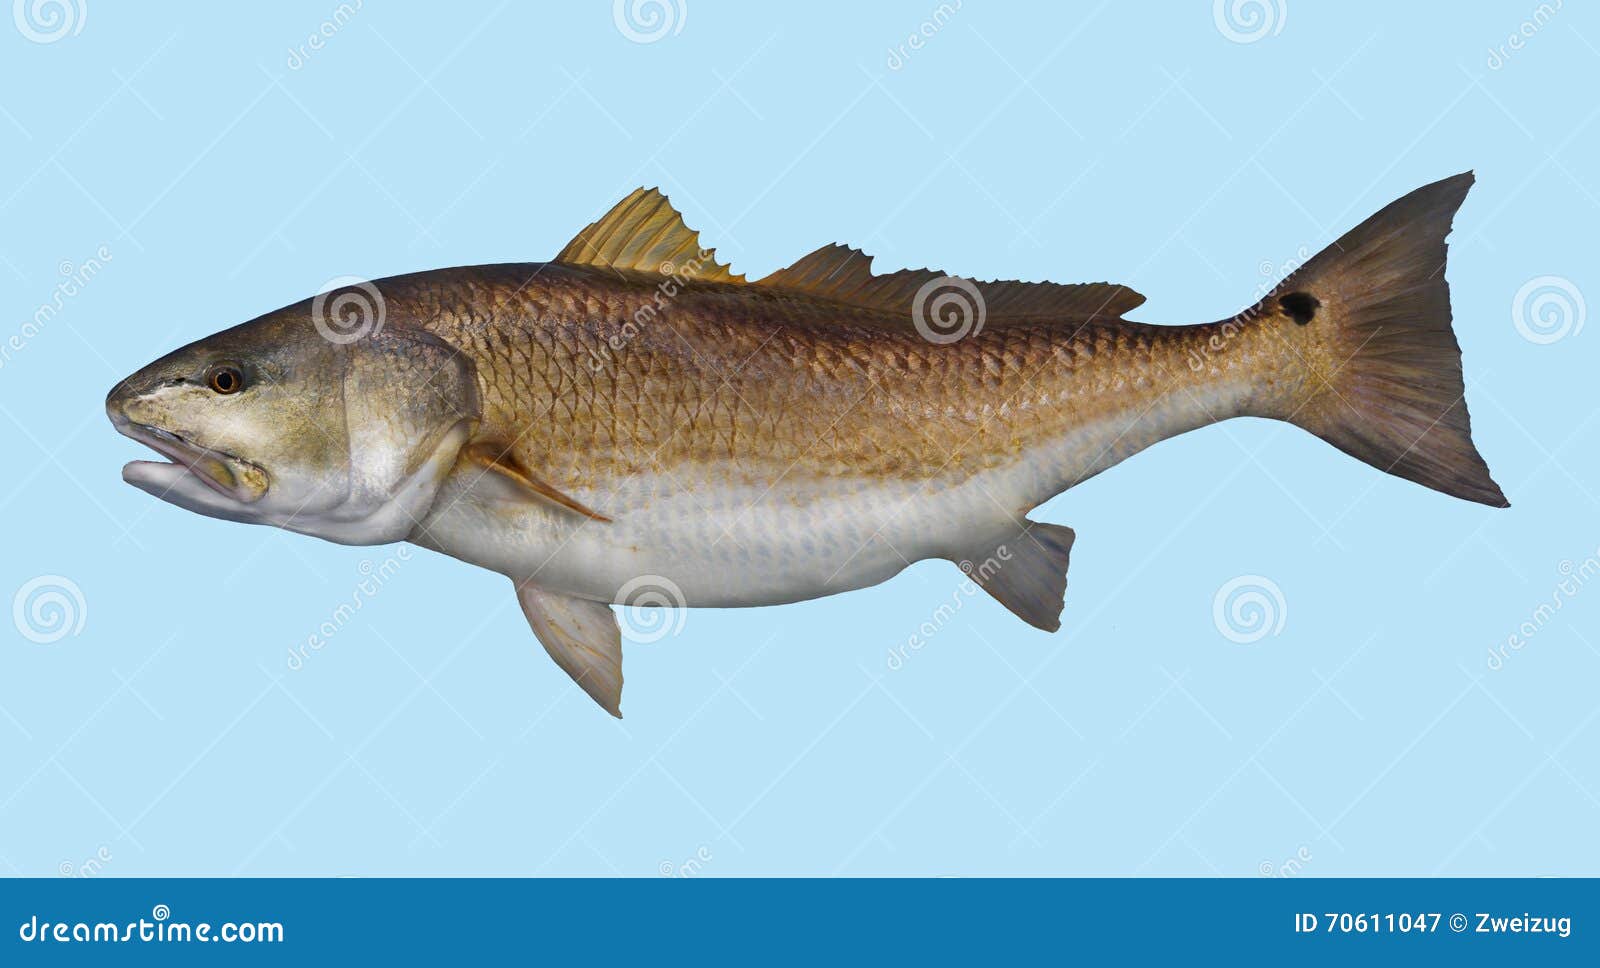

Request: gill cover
left=308, top=326, right=481, bottom=545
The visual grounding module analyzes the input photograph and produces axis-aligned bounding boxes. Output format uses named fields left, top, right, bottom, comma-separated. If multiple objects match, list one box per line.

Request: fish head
left=108, top=294, right=480, bottom=545
left=107, top=310, right=347, bottom=517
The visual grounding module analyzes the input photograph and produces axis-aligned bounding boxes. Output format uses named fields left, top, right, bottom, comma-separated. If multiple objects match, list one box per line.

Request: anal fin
left=956, top=521, right=1075, bottom=632
left=515, top=582, right=624, bottom=717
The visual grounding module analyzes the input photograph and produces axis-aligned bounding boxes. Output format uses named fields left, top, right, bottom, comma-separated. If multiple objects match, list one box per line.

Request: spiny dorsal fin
left=758, top=244, right=1145, bottom=321
left=555, top=187, right=744, bottom=284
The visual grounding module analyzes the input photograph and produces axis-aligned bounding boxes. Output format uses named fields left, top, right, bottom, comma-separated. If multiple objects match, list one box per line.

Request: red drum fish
left=107, top=173, right=1504, bottom=715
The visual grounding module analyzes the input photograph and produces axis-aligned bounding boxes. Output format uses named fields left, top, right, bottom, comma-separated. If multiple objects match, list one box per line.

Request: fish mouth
left=114, top=420, right=269, bottom=504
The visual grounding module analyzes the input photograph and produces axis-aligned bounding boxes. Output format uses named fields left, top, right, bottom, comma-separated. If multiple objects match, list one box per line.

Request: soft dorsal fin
left=555, top=187, right=744, bottom=284
left=758, top=244, right=1145, bottom=321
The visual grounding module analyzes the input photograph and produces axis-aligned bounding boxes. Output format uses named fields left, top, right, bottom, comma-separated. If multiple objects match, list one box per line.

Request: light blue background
left=1, top=1, right=1595, bottom=876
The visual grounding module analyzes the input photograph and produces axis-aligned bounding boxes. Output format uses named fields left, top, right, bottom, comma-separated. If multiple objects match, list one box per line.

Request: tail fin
left=1262, top=172, right=1508, bottom=508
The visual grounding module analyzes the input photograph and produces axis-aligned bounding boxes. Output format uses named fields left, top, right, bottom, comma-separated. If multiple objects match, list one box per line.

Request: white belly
left=410, top=462, right=1031, bottom=606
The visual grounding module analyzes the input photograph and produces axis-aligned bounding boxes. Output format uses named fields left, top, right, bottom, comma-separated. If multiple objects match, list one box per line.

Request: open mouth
left=115, top=421, right=269, bottom=503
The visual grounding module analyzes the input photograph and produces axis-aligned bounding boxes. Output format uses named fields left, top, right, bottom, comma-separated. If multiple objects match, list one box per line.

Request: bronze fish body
left=108, top=174, right=1505, bottom=715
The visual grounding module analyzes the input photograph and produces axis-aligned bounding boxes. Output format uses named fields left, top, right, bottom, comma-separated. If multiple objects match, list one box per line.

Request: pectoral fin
left=515, top=582, right=624, bottom=717
left=956, top=521, right=1075, bottom=632
left=464, top=441, right=611, bottom=522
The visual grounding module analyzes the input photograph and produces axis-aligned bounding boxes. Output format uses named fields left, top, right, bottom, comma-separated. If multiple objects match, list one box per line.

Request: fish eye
left=206, top=365, right=244, bottom=395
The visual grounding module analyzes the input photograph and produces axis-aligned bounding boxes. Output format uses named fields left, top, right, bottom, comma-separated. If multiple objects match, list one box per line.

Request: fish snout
left=104, top=380, right=137, bottom=430
left=106, top=375, right=176, bottom=433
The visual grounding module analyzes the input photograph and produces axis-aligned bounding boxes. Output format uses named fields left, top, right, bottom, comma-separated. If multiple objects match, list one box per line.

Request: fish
left=107, top=172, right=1506, bottom=716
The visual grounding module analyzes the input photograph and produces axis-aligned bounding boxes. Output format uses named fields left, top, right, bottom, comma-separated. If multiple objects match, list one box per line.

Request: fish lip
left=114, top=420, right=268, bottom=504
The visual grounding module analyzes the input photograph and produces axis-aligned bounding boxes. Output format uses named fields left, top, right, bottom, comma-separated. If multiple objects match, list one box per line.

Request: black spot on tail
left=1279, top=291, right=1320, bottom=326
